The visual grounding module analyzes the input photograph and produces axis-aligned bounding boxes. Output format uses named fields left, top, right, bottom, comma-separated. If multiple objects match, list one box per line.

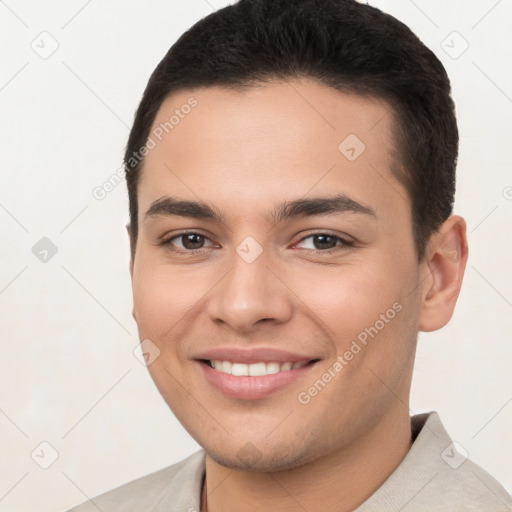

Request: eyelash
left=158, top=231, right=355, bottom=255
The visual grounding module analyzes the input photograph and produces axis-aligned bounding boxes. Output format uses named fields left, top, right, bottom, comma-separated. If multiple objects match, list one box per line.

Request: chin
left=204, top=439, right=315, bottom=473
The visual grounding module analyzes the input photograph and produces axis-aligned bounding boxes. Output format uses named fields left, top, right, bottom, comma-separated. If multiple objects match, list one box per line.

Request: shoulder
left=357, top=412, right=512, bottom=511
left=66, top=449, right=205, bottom=512
left=431, top=456, right=512, bottom=510
left=413, top=412, right=512, bottom=510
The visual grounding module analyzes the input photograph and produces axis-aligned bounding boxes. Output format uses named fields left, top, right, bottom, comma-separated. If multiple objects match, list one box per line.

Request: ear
left=418, top=215, right=468, bottom=332
left=126, top=223, right=137, bottom=322
left=126, top=223, right=134, bottom=279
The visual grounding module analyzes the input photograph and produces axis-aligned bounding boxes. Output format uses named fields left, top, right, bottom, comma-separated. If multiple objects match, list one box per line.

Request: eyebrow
left=144, top=194, right=377, bottom=225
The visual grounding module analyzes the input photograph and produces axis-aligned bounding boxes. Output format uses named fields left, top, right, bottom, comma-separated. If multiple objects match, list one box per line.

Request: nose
left=206, top=248, right=293, bottom=333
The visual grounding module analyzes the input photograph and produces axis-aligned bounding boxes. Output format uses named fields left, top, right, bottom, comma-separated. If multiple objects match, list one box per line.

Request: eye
left=159, top=232, right=216, bottom=252
left=158, top=231, right=354, bottom=254
left=294, top=232, right=354, bottom=252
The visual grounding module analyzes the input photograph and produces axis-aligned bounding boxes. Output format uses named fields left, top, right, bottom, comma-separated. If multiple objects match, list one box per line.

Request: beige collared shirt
left=68, top=411, right=512, bottom=511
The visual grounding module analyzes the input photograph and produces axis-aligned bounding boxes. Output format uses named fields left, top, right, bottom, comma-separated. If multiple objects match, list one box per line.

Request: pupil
left=315, top=235, right=335, bottom=250
left=184, top=234, right=204, bottom=249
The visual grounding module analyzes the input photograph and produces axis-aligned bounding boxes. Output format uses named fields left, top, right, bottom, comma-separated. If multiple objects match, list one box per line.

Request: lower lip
left=196, top=360, right=319, bottom=400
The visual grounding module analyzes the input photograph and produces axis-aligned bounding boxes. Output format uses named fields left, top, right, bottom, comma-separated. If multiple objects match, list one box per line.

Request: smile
left=206, top=360, right=310, bottom=376
left=197, top=358, right=320, bottom=400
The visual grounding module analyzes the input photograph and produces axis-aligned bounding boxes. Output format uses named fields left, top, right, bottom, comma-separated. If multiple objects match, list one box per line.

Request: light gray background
left=1, top=1, right=511, bottom=511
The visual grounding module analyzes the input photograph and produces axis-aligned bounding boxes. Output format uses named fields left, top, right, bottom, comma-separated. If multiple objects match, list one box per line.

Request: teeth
left=209, top=360, right=309, bottom=376
left=220, top=361, right=232, bottom=373
left=266, top=362, right=280, bottom=374
left=249, top=362, right=266, bottom=376
left=231, top=363, right=248, bottom=376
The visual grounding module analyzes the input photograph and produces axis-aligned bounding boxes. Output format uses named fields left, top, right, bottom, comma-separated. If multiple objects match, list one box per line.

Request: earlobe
left=418, top=215, right=468, bottom=332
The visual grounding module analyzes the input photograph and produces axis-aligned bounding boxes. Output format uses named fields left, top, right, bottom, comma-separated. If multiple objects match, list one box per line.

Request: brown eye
left=311, top=234, right=338, bottom=250
left=159, top=232, right=215, bottom=252
left=295, top=233, right=354, bottom=252
left=179, top=233, right=206, bottom=250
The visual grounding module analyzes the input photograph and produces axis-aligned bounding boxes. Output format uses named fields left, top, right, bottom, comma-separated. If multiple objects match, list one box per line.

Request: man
left=69, top=0, right=512, bottom=510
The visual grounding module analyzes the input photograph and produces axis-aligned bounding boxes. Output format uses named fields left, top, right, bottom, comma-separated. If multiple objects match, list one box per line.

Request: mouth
left=196, top=358, right=321, bottom=400
left=200, top=359, right=318, bottom=376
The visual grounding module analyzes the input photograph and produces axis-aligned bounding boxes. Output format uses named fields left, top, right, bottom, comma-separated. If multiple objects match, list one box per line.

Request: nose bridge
left=206, top=240, right=293, bottom=331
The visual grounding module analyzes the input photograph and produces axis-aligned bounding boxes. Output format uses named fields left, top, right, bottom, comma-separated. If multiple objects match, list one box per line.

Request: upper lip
left=193, top=347, right=320, bottom=364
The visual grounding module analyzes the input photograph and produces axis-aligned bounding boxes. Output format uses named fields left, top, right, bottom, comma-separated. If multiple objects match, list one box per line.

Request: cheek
left=132, top=262, right=198, bottom=339
left=291, top=262, right=404, bottom=347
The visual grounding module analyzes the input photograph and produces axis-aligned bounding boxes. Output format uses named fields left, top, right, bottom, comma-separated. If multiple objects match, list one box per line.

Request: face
left=129, top=79, right=425, bottom=471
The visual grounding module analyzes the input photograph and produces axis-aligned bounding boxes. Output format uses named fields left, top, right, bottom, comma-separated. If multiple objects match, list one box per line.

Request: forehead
left=138, top=79, right=406, bottom=224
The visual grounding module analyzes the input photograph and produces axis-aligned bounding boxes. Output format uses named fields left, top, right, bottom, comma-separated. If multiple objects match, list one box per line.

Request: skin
left=127, top=78, right=468, bottom=512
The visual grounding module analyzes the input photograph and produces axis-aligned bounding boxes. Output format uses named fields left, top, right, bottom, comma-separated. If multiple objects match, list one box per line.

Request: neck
left=201, top=403, right=413, bottom=512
